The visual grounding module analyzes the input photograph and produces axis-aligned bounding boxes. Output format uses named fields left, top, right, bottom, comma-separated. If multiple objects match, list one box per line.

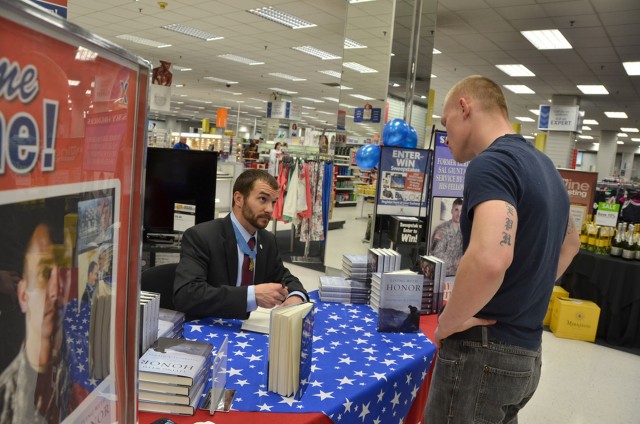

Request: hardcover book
left=377, top=270, right=423, bottom=333
left=267, top=302, right=315, bottom=399
left=139, top=338, right=213, bottom=387
left=240, top=306, right=272, bottom=334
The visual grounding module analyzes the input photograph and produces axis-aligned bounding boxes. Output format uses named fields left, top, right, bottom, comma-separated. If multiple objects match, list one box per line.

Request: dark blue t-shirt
left=461, top=134, right=569, bottom=349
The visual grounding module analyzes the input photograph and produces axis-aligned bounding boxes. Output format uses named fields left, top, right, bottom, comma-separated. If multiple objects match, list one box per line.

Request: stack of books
left=367, top=248, right=402, bottom=277
left=138, top=337, right=213, bottom=416
left=342, top=254, right=368, bottom=283
left=318, top=276, right=370, bottom=304
left=158, top=308, right=185, bottom=339
left=417, top=256, right=445, bottom=315
left=140, top=291, right=161, bottom=355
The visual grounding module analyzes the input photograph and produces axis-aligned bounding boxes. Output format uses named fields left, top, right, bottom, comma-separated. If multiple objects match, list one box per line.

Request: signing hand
left=255, top=283, right=289, bottom=308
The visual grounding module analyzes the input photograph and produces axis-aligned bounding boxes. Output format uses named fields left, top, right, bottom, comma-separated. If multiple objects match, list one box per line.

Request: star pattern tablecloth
left=184, top=294, right=436, bottom=424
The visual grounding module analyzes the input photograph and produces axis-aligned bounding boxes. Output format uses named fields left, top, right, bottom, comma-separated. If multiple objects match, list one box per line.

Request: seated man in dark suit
left=173, top=169, right=308, bottom=319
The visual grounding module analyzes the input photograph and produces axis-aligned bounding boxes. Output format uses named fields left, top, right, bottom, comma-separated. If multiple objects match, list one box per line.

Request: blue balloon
left=355, top=144, right=381, bottom=170
left=383, top=118, right=410, bottom=147
left=401, top=126, right=418, bottom=148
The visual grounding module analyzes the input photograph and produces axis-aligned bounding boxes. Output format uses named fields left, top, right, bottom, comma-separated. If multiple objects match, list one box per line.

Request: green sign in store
left=598, top=202, right=620, bottom=213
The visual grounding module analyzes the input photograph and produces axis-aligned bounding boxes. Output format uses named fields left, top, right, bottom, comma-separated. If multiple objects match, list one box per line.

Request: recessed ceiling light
left=322, top=97, right=340, bottom=102
left=583, top=119, right=599, bottom=125
left=520, top=29, right=572, bottom=50
left=298, top=97, right=324, bottom=103
left=318, top=70, right=341, bottom=78
left=301, top=106, right=316, bottom=110
left=631, top=138, right=640, bottom=142
left=581, top=126, right=591, bottom=131
left=218, top=54, right=264, bottom=65
left=420, top=95, right=426, bottom=99
left=249, top=98, right=268, bottom=103
left=431, top=74, right=437, bottom=78
left=292, top=46, right=341, bottom=60
left=350, top=94, right=375, bottom=100
left=503, top=85, right=535, bottom=94
left=204, top=76, right=238, bottom=84
left=339, top=103, right=357, bottom=108
left=529, top=109, right=540, bottom=116
left=162, top=24, right=223, bottom=41
left=496, top=64, right=535, bottom=77
left=433, top=48, right=441, bottom=54
left=392, top=83, right=400, bottom=87
left=173, top=65, right=192, bottom=71
left=618, top=133, right=628, bottom=137
left=68, top=80, right=80, bottom=86
left=343, top=62, right=378, bottom=73
left=175, top=84, right=184, bottom=88
left=349, top=0, right=376, bottom=3
left=623, top=61, right=640, bottom=76
left=340, top=85, right=353, bottom=90
left=215, top=89, right=242, bottom=96
left=617, top=141, right=624, bottom=145
left=578, top=135, right=594, bottom=140
left=317, top=111, right=334, bottom=115
left=268, top=72, right=306, bottom=81
left=605, top=111, right=628, bottom=119
left=116, top=34, right=171, bottom=48
left=269, top=87, right=298, bottom=95
left=247, top=7, right=316, bottom=29
left=621, top=127, right=639, bottom=132
left=577, top=85, right=609, bottom=95
left=516, top=117, right=535, bottom=122
left=344, top=38, right=367, bottom=49
left=75, top=46, right=97, bottom=61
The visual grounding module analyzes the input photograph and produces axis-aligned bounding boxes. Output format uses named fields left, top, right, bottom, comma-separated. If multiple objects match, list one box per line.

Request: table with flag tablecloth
left=138, top=294, right=437, bottom=423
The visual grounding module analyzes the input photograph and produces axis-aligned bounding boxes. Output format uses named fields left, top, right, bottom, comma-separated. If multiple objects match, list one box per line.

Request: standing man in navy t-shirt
left=425, top=76, right=580, bottom=423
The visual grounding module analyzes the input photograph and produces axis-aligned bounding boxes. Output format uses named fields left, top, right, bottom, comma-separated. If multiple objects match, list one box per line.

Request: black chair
left=140, top=262, right=178, bottom=310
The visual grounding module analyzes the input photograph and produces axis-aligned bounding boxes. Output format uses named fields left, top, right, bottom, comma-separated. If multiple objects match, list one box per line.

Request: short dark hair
left=233, top=170, right=278, bottom=204
left=88, top=261, right=98, bottom=275
left=274, top=142, right=282, bottom=149
left=453, top=198, right=463, bottom=207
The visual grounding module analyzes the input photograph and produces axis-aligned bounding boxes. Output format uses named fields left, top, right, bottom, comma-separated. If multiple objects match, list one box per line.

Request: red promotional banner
left=1, top=2, right=147, bottom=422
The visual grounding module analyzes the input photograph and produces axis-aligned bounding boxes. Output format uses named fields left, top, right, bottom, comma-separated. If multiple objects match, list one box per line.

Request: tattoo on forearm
left=501, top=202, right=514, bottom=246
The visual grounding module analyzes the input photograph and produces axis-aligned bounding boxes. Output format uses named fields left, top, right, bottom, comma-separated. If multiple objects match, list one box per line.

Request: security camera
left=226, top=83, right=231, bottom=88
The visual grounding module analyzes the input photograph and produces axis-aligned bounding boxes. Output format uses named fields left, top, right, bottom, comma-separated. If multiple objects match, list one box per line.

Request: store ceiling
left=65, top=0, right=640, bottom=146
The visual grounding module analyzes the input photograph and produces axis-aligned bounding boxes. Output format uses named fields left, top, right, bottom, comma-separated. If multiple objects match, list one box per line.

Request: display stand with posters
left=0, top=1, right=148, bottom=422
left=557, top=169, right=598, bottom=230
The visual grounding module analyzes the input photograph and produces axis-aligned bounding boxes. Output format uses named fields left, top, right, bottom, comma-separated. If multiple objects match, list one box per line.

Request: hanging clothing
left=298, top=162, right=313, bottom=219
left=273, top=161, right=288, bottom=221
left=322, top=162, right=334, bottom=238
left=300, top=162, right=325, bottom=242
left=282, top=162, right=300, bottom=224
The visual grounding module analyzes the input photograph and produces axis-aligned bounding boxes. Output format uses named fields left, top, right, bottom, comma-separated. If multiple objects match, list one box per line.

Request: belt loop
left=481, top=326, right=488, bottom=348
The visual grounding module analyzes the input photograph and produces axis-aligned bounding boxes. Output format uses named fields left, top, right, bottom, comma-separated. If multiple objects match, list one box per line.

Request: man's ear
left=459, top=98, right=471, bottom=118
left=233, top=191, right=244, bottom=208
left=17, top=278, right=28, bottom=313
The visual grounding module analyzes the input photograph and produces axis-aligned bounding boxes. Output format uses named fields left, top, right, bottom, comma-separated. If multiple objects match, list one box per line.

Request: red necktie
left=241, top=237, right=256, bottom=286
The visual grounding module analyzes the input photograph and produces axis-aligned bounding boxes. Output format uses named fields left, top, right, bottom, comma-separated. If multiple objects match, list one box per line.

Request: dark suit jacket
left=173, top=215, right=307, bottom=319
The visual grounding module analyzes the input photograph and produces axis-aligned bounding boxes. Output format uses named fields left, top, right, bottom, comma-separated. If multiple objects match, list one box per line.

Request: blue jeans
left=425, top=335, right=542, bottom=423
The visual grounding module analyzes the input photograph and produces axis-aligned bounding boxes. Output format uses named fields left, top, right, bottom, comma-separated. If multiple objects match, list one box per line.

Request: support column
left=620, top=151, right=635, bottom=180
left=596, top=130, right=618, bottom=180
left=543, top=95, right=580, bottom=168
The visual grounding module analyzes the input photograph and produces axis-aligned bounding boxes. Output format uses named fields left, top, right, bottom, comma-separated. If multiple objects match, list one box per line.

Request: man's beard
left=242, top=203, right=270, bottom=230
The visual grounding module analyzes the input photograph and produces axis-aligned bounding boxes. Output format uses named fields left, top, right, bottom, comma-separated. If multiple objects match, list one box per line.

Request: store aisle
left=285, top=261, right=640, bottom=423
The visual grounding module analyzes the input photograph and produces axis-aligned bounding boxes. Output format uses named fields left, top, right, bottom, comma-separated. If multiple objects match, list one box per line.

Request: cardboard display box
left=550, top=297, right=601, bottom=342
left=543, top=286, right=570, bottom=326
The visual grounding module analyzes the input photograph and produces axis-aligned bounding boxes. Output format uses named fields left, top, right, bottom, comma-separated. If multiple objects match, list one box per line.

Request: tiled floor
left=280, top=204, right=640, bottom=423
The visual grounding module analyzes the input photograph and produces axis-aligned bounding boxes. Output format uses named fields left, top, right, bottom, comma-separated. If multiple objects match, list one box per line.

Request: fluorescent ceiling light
left=322, top=97, right=340, bottom=102
left=617, top=141, right=624, bottom=145
left=432, top=114, right=441, bottom=119
left=301, top=106, right=316, bottom=110
left=204, top=76, right=238, bottom=84
left=520, top=29, right=572, bottom=50
left=75, top=46, right=97, bottom=61
left=623, top=61, right=640, bottom=76
left=350, top=93, right=375, bottom=100
left=344, top=38, right=367, bottom=49
left=215, top=89, right=242, bottom=95
left=292, top=46, right=341, bottom=60
left=617, top=133, right=628, bottom=137
left=578, top=135, right=594, bottom=140
left=173, top=65, right=192, bottom=71
left=268, top=72, right=306, bottom=81
left=349, top=0, right=376, bottom=3
left=339, top=103, right=357, bottom=108
left=516, top=117, right=535, bottom=122
left=577, top=85, right=609, bottom=95
left=318, top=70, right=341, bottom=78
left=116, top=34, right=171, bottom=48
left=247, top=7, right=316, bottom=29
left=420, top=95, right=426, bottom=99
left=68, top=80, right=80, bottom=86
left=582, top=126, right=592, bottom=131
left=433, top=48, right=441, bottom=54
left=496, top=64, right=535, bottom=77
left=431, top=74, right=437, bottom=78
left=503, top=85, right=535, bottom=94
left=583, top=119, right=599, bottom=125
left=392, top=83, right=400, bottom=87
left=605, top=111, right=628, bottom=119
left=340, top=85, right=353, bottom=90
left=317, top=111, right=334, bottom=115
left=631, top=138, right=640, bottom=142
left=218, top=54, right=264, bottom=65
left=621, top=127, right=639, bottom=132
left=529, top=109, right=540, bottom=116
left=298, top=97, right=324, bottom=103
left=343, top=62, right=378, bottom=73
left=175, top=84, right=184, bottom=88
left=269, top=87, right=297, bottom=95
left=249, top=98, right=268, bottom=103
left=162, top=24, right=222, bottom=41
left=523, top=135, right=534, bottom=140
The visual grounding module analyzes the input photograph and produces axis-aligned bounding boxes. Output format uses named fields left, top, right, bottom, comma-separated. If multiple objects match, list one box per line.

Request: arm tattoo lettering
left=501, top=202, right=515, bottom=246
left=505, top=218, right=513, bottom=231
left=506, top=204, right=514, bottom=216
left=500, top=232, right=512, bottom=246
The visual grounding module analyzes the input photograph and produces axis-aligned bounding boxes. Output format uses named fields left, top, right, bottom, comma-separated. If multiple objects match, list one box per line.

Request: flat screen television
left=143, top=148, right=217, bottom=239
